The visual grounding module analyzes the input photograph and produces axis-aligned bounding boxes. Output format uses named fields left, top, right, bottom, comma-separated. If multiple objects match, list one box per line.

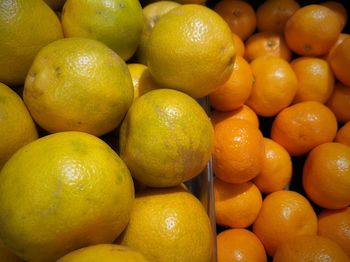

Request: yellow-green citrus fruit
left=23, top=37, right=133, bottom=136
left=147, top=4, right=235, bottom=98
left=0, top=131, right=134, bottom=262
left=57, top=244, right=149, bottom=262
left=0, top=82, right=38, bottom=169
left=119, top=89, right=214, bottom=187
left=61, top=0, right=143, bottom=61
left=119, top=187, right=213, bottom=262
left=0, top=239, right=23, bottom=262
left=0, top=0, right=63, bottom=86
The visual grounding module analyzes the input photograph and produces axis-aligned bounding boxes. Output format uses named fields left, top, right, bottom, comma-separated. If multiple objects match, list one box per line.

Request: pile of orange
left=212, top=0, right=350, bottom=261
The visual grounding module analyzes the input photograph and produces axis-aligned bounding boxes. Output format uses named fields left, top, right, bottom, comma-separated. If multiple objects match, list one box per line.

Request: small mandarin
left=325, top=33, right=350, bottom=62
left=320, top=1, right=348, bottom=31
left=335, top=122, right=350, bottom=147
left=326, top=82, right=350, bottom=123
left=329, top=37, right=350, bottom=87
left=211, top=105, right=259, bottom=128
left=231, top=33, right=245, bottom=56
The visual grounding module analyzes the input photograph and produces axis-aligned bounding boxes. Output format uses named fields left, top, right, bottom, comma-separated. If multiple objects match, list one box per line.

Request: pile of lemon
left=0, top=0, right=237, bottom=261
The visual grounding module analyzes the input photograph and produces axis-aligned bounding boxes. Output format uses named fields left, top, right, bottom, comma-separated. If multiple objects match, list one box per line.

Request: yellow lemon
left=119, top=89, right=214, bottom=187
left=23, top=37, right=133, bottom=136
left=0, top=0, right=63, bottom=86
left=0, top=82, right=38, bottom=169
left=119, top=187, right=213, bottom=262
left=147, top=4, right=235, bottom=98
left=136, top=1, right=181, bottom=64
left=61, top=0, right=143, bottom=61
left=127, top=63, right=161, bottom=100
left=57, top=244, right=149, bottom=262
left=0, top=131, right=134, bottom=262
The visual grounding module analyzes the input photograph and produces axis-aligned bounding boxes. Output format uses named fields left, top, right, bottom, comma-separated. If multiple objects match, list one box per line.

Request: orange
left=214, top=178, right=262, bottom=228
left=271, top=101, right=338, bottom=156
left=273, top=235, right=350, bottom=262
left=210, top=105, right=259, bottom=128
left=246, top=56, right=298, bottom=117
left=320, top=1, right=348, bottom=32
left=256, top=0, right=300, bottom=33
left=302, top=142, right=350, bottom=209
left=252, top=190, right=318, bottom=257
left=232, top=33, right=245, bottom=57
left=326, top=81, right=350, bottom=123
left=329, top=37, right=350, bottom=87
left=318, top=207, right=350, bottom=257
left=253, top=138, right=292, bottom=194
left=284, top=4, right=342, bottom=56
left=217, top=229, right=267, bottom=262
left=214, top=0, right=256, bottom=41
left=209, top=56, right=253, bottom=111
left=335, top=122, right=350, bottom=148
left=290, top=57, right=335, bottom=104
left=244, top=31, right=292, bottom=62
left=325, top=33, right=350, bottom=61
left=213, top=118, right=265, bottom=184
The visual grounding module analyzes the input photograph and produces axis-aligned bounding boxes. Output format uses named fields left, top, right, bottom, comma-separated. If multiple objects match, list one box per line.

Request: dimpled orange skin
left=302, top=142, right=350, bottom=209
left=271, top=101, right=338, bottom=156
left=210, top=105, right=259, bottom=128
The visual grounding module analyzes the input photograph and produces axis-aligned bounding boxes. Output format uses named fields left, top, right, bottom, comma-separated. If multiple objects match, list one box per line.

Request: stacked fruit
left=210, top=0, right=350, bottom=261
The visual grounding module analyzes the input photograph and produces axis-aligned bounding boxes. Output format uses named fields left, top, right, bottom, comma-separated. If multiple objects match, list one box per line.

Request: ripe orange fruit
left=253, top=138, right=292, bottom=194
left=329, top=37, right=350, bottom=87
left=271, top=101, right=338, bottom=156
left=335, top=122, right=350, bottom=148
left=256, top=0, right=300, bottom=33
left=209, top=56, right=253, bottom=111
left=213, top=118, right=265, bottom=184
left=273, top=235, right=350, bottom=262
left=232, top=33, right=245, bottom=57
left=246, top=56, right=298, bottom=117
left=214, top=0, right=256, bottom=41
left=326, top=82, right=350, bottom=123
left=217, top=229, right=267, bottom=262
left=252, top=190, right=318, bottom=257
left=302, top=142, right=350, bottom=209
left=244, top=32, right=292, bottom=62
left=214, top=178, right=262, bottom=228
left=211, top=105, right=259, bottom=128
left=318, top=207, right=350, bottom=257
left=325, top=33, right=350, bottom=62
left=290, top=57, right=335, bottom=104
left=284, top=4, right=342, bottom=56
left=320, top=1, right=348, bottom=31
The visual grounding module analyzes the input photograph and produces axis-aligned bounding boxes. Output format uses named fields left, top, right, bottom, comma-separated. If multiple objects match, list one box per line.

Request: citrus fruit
left=256, top=0, right=300, bottom=33
left=273, top=235, right=350, bottom=262
left=302, top=142, right=350, bottom=209
left=0, top=83, right=38, bottom=169
left=44, top=0, right=66, bottom=11
left=136, top=1, right=180, bottom=65
left=119, top=187, right=213, bottom=262
left=57, top=244, right=149, bottom=262
left=325, top=33, right=350, bottom=62
left=23, top=37, right=133, bottom=136
left=214, top=0, right=256, bottom=41
left=213, top=118, right=264, bottom=183
left=329, top=37, right=350, bottom=87
left=217, top=229, right=267, bottom=262
left=335, top=122, right=350, bottom=147
left=0, top=131, right=134, bottom=262
left=232, top=33, right=245, bottom=56
left=209, top=56, right=253, bottom=111
left=318, top=207, right=350, bottom=257
left=147, top=4, right=235, bottom=98
left=246, top=56, right=298, bottom=117
left=271, top=101, right=338, bottom=156
left=0, top=239, right=23, bottom=262
left=253, top=138, right=292, bottom=194
left=127, top=63, right=161, bottom=101
left=119, top=89, right=214, bottom=187
left=211, top=105, right=259, bottom=128
left=284, top=4, right=342, bottom=56
left=290, top=57, right=335, bottom=103
left=61, top=0, right=143, bottom=61
left=0, top=0, right=63, bottom=86
left=320, top=1, right=348, bottom=31
left=244, top=32, right=292, bottom=62
left=214, top=178, right=262, bottom=228
left=326, top=81, right=350, bottom=123
left=252, top=190, right=318, bottom=257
